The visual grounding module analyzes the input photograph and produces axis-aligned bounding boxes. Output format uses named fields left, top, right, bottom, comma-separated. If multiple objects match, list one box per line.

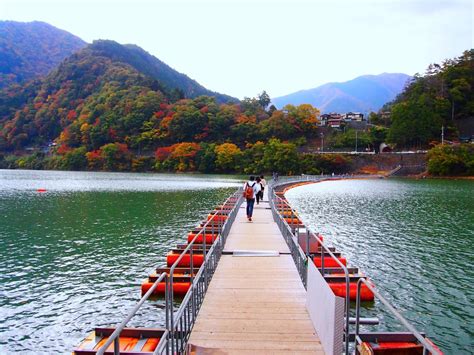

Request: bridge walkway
left=188, top=193, right=323, bottom=354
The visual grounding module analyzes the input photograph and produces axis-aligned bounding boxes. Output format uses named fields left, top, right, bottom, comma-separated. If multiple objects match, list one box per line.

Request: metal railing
left=94, top=188, right=243, bottom=355
left=270, top=193, right=308, bottom=286
left=163, top=189, right=243, bottom=354
left=355, top=279, right=442, bottom=355
left=95, top=272, right=170, bottom=355
left=269, top=180, right=352, bottom=355
left=269, top=175, right=440, bottom=355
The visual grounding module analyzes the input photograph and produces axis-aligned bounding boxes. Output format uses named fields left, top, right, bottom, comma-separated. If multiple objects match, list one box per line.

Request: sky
left=1, top=0, right=472, bottom=99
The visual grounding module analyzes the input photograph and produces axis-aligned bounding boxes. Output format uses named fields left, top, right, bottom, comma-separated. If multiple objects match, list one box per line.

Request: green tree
left=387, top=94, right=444, bottom=148
left=196, top=143, right=217, bottom=173
left=261, top=138, right=299, bottom=174
left=99, top=142, right=132, bottom=171
left=258, top=90, right=271, bottom=110
left=61, top=147, right=88, bottom=170
left=427, top=143, right=474, bottom=176
left=283, top=104, right=320, bottom=135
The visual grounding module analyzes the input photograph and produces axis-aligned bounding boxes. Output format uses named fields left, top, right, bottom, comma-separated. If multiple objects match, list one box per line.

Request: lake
left=1, top=171, right=472, bottom=354
left=286, top=178, right=474, bottom=354
left=0, top=170, right=241, bottom=354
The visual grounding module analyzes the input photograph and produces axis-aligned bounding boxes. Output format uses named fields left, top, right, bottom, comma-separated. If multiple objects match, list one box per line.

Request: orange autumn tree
left=85, top=143, right=132, bottom=171
left=169, top=142, right=201, bottom=171
left=85, top=150, right=103, bottom=170
left=283, top=104, right=320, bottom=136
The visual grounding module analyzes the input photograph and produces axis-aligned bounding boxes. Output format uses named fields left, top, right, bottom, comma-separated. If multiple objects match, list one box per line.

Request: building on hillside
left=321, top=112, right=359, bottom=128
left=326, top=113, right=344, bottom=128
left=380, top=111, right=391, bottom=120
left=320, top=114, right=330, bottom=126
left=344, top=112, right=364, bottom=121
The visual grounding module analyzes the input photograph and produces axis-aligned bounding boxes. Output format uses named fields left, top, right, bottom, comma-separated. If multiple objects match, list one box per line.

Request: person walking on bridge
left=243, top=176, right=260, bottom=222
left=259, top=175, right=266, bottom=202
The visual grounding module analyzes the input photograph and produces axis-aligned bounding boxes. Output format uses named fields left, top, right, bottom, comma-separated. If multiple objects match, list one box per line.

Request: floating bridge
left=73, top=175, right=442, bottom=355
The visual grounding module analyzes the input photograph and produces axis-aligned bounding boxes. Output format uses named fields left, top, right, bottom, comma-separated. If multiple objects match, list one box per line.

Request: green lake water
left=286, top=178, right=474, bottom=354
left=0, top=171, right=472, bottom=354
left=0, top=170, right=241, bottom=354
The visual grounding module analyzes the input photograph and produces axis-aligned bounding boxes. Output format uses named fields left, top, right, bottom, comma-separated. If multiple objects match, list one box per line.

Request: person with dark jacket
left=243, top=176, right=261, bottom=222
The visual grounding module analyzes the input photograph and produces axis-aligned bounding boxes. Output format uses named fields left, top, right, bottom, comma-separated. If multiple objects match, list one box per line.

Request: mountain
left=0, top=39, right=237, bottom=151
left=0, top=21, right=87, bottom=88
left=272, top=73, right=411, bottom=113
left=89, top=41, right=236, bottom=103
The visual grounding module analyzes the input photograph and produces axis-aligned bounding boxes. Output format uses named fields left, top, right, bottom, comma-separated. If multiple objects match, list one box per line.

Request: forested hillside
left=0, top=38, right=335, bottom=174
left=1, top=33, right=471, bottom=176
left=0, top=21, right=86, bottom=88
left=383, top=49, right=473, bottom=148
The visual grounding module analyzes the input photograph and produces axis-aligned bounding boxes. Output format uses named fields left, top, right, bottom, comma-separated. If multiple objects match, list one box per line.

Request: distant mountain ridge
left=272, top=73, right=411, bottom=113
left=0, top=21, right=236, bottom=103
left=0, top=21, right=87, bottom=88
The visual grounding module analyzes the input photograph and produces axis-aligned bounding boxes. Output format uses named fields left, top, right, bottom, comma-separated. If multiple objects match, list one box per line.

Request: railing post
left=320, top=234, right=325, bottom=275
left=204, top=223, right=208, bottom=288
left=306, top=230, right=310, bottom=258
left=114, top=335, right=120, bottom=355
left=355, top=279, right=362, bottom=338
left=165, top=275, right=170, bottom=355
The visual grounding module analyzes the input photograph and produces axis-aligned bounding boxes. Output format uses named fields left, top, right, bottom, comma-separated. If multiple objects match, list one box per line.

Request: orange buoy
left=207, top=214, right=228, bottom=222
left=37, top=188, right=47, bottom=192
left=167, top=251, right=204, bottom=267
left=187, top=233, right=218, bottom=244
left=359, top=341, right=423, bottom=353
left=141, top=280, right=190, bottom=296
left=313, top=256, right=347, bottom=268
left=328, top=282, right=375, bottom=301
left=141, top=338, right=160, bottom=352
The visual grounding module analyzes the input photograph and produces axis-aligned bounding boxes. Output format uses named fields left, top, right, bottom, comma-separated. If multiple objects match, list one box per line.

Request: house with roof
left=344, top=112, right=364, bottom=121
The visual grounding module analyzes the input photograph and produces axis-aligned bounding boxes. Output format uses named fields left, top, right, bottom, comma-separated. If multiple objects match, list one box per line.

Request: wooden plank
left=188, top=339, right=323, bottom=351
left=198, top=300, right=308, bottom=311
left=190, top=332, right=319, bottom=342
left=214, top=255, right=296, bottom=268
left=208, top=279, right=304, bottom=289
left=196, top=311, right=310, bottom=320
left=189, top=348, right=320, bottom=355
left=188, top=191, right=322, bottom=353
left=192, top=319, right=316, bottom=334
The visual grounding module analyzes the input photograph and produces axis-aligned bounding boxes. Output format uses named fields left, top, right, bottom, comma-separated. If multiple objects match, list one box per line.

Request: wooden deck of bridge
left=188, top=193, right=323, bottom=354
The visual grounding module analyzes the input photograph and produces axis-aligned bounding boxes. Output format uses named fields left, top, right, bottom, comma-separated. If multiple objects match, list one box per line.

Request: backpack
left=244, top=182, right=255, bottom=199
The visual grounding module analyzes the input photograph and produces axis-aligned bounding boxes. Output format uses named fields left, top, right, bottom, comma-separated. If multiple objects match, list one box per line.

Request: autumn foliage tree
left=214, top=143, right=242, bottom=172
